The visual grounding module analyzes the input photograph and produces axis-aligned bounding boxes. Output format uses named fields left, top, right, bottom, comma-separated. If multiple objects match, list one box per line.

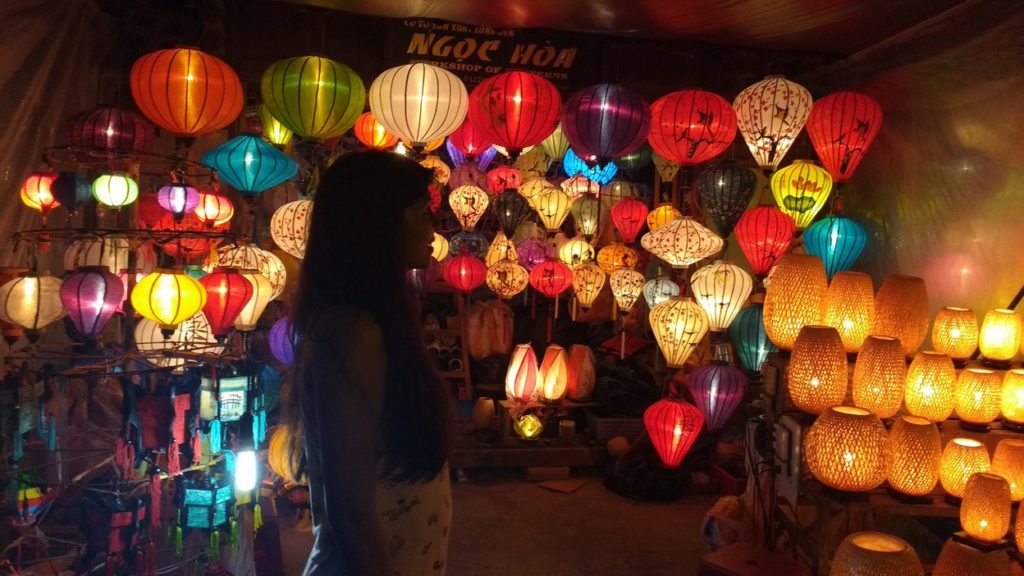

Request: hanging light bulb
left=769, top=160, right=833, bottom=230
left=641, top=217, right=723, bottom=269
left=649, top=297, right=709, bottom=367
left=609, top=269, right=645, bottom=313
left=690, top=260, right=753, bottom=332
left=733, top=76, right=813, bottom=170
left=131, top=269, right=207, bottom=337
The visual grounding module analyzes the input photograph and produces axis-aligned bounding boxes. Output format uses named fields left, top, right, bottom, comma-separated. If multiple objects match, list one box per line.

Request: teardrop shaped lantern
left=506, top=343, right=539, bottom=402
left=690, top=260, right=753, bottom=332
left=733, top=76, right=813, bottom=170
left=653, top=152, right=681, bottom=182
left=131, top=269, right=207, bottom=336
left=538, top=344, right=570, bottom=401
left=448, top=120, right=493, bottom=157
left=448, top=185, right=490, bottom=231
left=92, top=173, right=139, bottom=209
left=487, top=190, right=530, bottom=237
left=734, top=205, right=796, bottom=277
left=442, top=254, right=487, bottom=293
left=259, top=104, right=293, bottom=147
left=353, top=111, right=399, bottom=150
left=0, top=273, right=65, bottom=342
left=233, top=271, right=273, bottom=332
left=600, top=179, right=637, bottom=210
left=562, top=148, right=619, bottom=185
left=762, top=253, right=827, bottom=350
left=561, top=83, right=650, bottom=163
left=217, top=244, right=288, bottom=300
left=686, top=362, right=747, bottom=432
left=51, top=172, right=91, bottom=215
left=156, top=180, right=200, bottom=221
left=646, top=203, right=682, bottom=232
left=20, top=172, right=60, bottom=223
left=540, top=123, right=570, bottom=161
left=644, top=398, right=704, bottom=468
left=201, top=134, right=298, bottom=197
left=695, top=162, right=757, bottom=237
left=643, top=276, right=680, bottom=309
left=529, top=259, right=574, bottom=299
left=130, top=48, right=243, bottom=139
left=65, top=106, right=154, bottom=153
left=199, top=267, right=254, bottom=340
left=486, top=259, right=529, bottom=299
left=570, top=195, right=602, bottom=238
left=467, top=71, right=561, bottom=157
left=609, top=269, right=645, bottom=313
left=806, top=91, right=883, bottom=184
left=640, top=217, right=723, bottom=269
left=649, top=297, right=710, bottom=367
left=729, top=304, right=777, bottom=373
left=60, top=266, right=124, bottom=341
left=571, top=262, right=606, bottom=309
left=610, top=198, right=649, bottom=244
left=517, top=176, right=552, bottom=208
left=369, top=63, right=468, bottom=148
left=260, top=56, right=365, bottom=141
left=647, top=89, right=737, bottom=166
left=194, top=191, right=235, bottom=228
left=803, top=213, right=867, bottom=280
left=534, top=188, right=573, bottom=232
left=595, top=243, right=639, bottom=275
left=770, top=160, right=834, bottom=230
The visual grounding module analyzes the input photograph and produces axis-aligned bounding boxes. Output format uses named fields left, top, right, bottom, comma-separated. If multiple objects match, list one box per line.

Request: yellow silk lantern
left=804, top=406, right=888, bottom=492
left=260, top=56, right=364, bottom=141
left=940, top=438, right=990, bottom=498
left=570, top=195, right=602, bottom=238
left=646, top=203, right=681, bottom=231
left=431, top=233, right=449, bottom=262
left=595, top=243, right=639, bottom=275
left=505, top=343, right=538, bottom=402
left=931, top=307, right=978, bottom=364
left=535, top=188, right=572, bottom=232
left=518, top=176, right=551, bottom=208
left=92, top=173, right=139, bottom=208
left=990, top=439, right=1024, bottom=502
left=485, top=232, right=518, bottom=267
left=558, top=237, right=595, bottom=267
left=0, top=273, right=65, bottom=339
left=649, top=297, right=709, bottom=368
left=640, top=217, right=723, bottom=269
left=932, top=538, right=1008, bottom=576
left=978, top=308, right=1020, bottom=365
left=769, top=160, right=833, bottom=229
left=787, top=325, right=848, bottom=415
left=762, top=253, right=827, bottom=350
left=486, top=259, right=529, bottom=299
left=887, top=415, right=942, bottom=496
left=541, top=123, right=570, bottom=160
left=571, top=262, right=606, bottom=310
left=690, top=260, right=752, bottom=332
left=852, top=335, right=906, bottom=419
left=954, top=368, right=1002, bottom=427
left=233, top=271, right=273, bottom=332
left=449, top=185, right=490, bottom=231
left=960, top=473, right=1011, bottom=543
left=873, top=274, right=930, bottom=357
left=1001, top=369, right=1024, bottom=427
left=538, top=345, right=569, bottom=401
left=259, top=104, right=293, bottom=147
left=131, top=269, right=207, bottom=335
left=609, top=268, right=645, bottom=313
left=904, top=351, right=956, bottom=422
left=830, top=532, right=924, bottom=576
left=420, top=156, right=451, bottom=185
left=823, top=271, right=874, bottom=353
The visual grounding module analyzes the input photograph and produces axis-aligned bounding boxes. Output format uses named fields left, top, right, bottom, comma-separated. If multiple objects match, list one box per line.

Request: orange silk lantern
left=538, top=345, right=569, bottom=401
left=194, top=192, right=234, bottom=228
left=353, top=111, right=399, bottom=150
left=20, top=172, right=60, bottom=223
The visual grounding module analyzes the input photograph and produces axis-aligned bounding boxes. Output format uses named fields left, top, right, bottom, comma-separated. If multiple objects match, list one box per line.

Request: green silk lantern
left=260, top=56, right=365, bottom=141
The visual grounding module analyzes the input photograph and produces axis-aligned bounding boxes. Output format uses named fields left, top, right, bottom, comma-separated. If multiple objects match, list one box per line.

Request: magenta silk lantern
left=467, top=71, right=561, bottom=156
left=517, top=238, right=553, bottom=271
left=60, top=266, right=124, bottom=341
left=65, top=106, right=154, bottom=154
left=157, top=182, right=200, bottom=220
left=647, top=89, right=737, bottom=167
left=268, top=315, right=295, bottom=366
left=561, top=83, right=651, bottom=164
left=684, top=362, right=747, bottom=432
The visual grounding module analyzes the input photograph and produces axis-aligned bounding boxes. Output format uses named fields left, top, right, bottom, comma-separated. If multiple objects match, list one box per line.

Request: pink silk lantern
left=561, top=83, right=651, bottom=163
left=60, top=266, right=124, bottom=341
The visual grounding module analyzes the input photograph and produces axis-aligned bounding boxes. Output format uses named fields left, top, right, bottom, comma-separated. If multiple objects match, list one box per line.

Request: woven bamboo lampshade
left=538, top=345, right=569, bottom=401
left=940, top=438, right=991, bottom=498
left=535, top=187, right=573, bottom=232
left=571, top=263, right=606, bottom=309
left=609, top=269, right=645, bottom=313
left=904, top=351, right=956, bottom=421
left=690, top=260, right=753, bottom=332
left=595, top=243, right=639, bottom=275
left=558, top=237, right=595, bottom=267
left=485, top=232, right=519, bottom=268
left=990, top=439, right=1024, bottom=502
left=955, top=368, right=1002, bottom=427
left=823, top=271, right=874, bottom=353
left=887, top=416, right=942, bottom=497
left=486, top=259, right=529, bottom=300
left=787, top=325, right=848, bottom=415
left=646, top=203, right=682, bottom=232
left=505, top=344, right=539, bottom=401
left=640, top=217, right=723, bottom=269
left=649, top=297, right=710, bottom=368
left=978, top=308, right=1020, bottom=364
left=960, top=473, right=1011, bottom=543
left=873, top=275, right=930, bottom=357
left=852, top=335, right=906, bottom=419
left=830, top=532, right=924, bottom=576
left=932, top=539, right=1009, bottom=576
left=931, top=307, right=978, bottom=364
left=762, top=253, right=827, bottom=350
left=1001, top=369, right=1024, bottom=427
left=804, top=406, right=888, bottom=492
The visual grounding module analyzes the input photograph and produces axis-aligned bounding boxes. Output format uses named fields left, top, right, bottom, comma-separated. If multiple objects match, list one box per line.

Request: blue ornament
left=563, top=148, right=618, bottom=185
left=803, top=214, right=867, bottom=280
left=201, top=134, right=297, bottom=196
left=729, top=304, right=776, bottom=373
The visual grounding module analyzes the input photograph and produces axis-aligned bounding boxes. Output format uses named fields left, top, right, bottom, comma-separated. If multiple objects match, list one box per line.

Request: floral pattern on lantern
left=932, top=307, right=978, bottom=364
left=644, top=398, right=704, bottom=468
left=260, top=56, right=365, bottom=141
left=787, top=325, right=848, bottom=415
left=570, top=195, right=603, bottom=238
left=904, top=351, right=957, bottom=422
left=762, top=253, right=827, bottom=350
left=806, top=91, right=883, bottom=184
left=804, top=406, right=887, bottom=492
left=940, top=438, right=990, bottom=498
left=640, top=217, right=723, bottom=269
left=960, top=473, right=1011, bottom=543
left=467, top=71, right=561, bottom=155
left=369, top=63, right=468, bottom=147
left=769, top=160, right=833, bottom=230
left=823, top=271, right=875, bottom=353
left=647, top=89, right=736, bottom=167
left=887, top=415, right=942, bottom=497
left=729, top=304, right=777, bottom=373
left=733, top=76, right=812, bottom=170
left=571, top=262, right=606, bottom=309
left=830, top=532, right=923, bottom=576
left=270, top=199, right=312, bottom=260
left=486, top=259, right=529, bottom=299
left=60, top=266, right=123, bottom=341
left=506, top=343, right=539, bottom=401
left=217, top=245, right=287, bottom=300
left=955, top=368, right=1002, bottom=427
left=609, top=269, right=645, bottom=313
left=873, top=274, right=930, bottom=357
left=803, top=213, right=867, bottom=280
left=690, top=260, right=752, bottom=332
left=734, top=205, right=796, bottom=277
left=201, top=134, right=298, bottom=197
left=487, top=166, right=523, bottom=194
left=448, top=185, right=490, bottom=231
left=852, top=336, right=906, bottom=419
left=649, top=297, right=709, bottom=368
left=595, top=243, right=639, bottom=275
left=517, top=176, right=551, bottom=208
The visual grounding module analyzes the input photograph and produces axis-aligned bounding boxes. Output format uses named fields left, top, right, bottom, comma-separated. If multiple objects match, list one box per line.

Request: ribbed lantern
left=961, top=473, right=1011, bottom=543
left=431, top=233, right=450, bottom=262
left=540, top=123, right=570, bottom=161
left=260, top=56, right=365, bottom=141
left=762, top=253, right=827, bottom=350
left=201, top=134, right=298, bottom=197
left=645, top=203, right=682, bottom=232
left=647, top=89, right=736, bottom=166
left=931, top=307, right=979, bottom=364
left=641, top=217, right=723, bottom=269
left=134, top=313, right=222, bottom=369
left=486, top=259, right=529, bottom=299
left=644, top=398, right=704, bottom=468
left=614, top=143, right=653, bottom=173
left=199, top=267, right=254, bottom=340
left=804, top=406, right=887, bottom=492
left=353, top=111, right=399, bottom=150
left=19, top=172, right=60, bottom=223
left=233, top=271, right=273, bottom=331
left=269, top=199, right=312, bottom=261
left=734, top=205, right=796, bottom=277
left=467, top=71, right=561, bottom=156
left=448, top=120, right=493, bottom=157
left=788, top=325, right=848, bottom=415
left=733, top=76, right=812, bottom=170
left=485, top=232, right=519, bottom=268
left=517, top=238, right=552, bottom=271
left=259, top=104, right=293, bottom=147
left=529, top=259, right=573, bottom=300
left=940, top=438, right=991, bottom=498
left=517, top=176, right=551, bottom=208
left=131, top=269, right=207, bottom=336
left=887, top=415, right=942, bottom=496
left=561, top=83, right=650, bottom=163
left=991, top=440, right=1024, bottom=502
left=690, top=260, right=753, bottom=332
left=0, top=268, right=28, bottom=344
left=1002, top=369, right=1024, bottom=427
left=0, top=273, right=65, bottom=341
left=729, top=304, right=777, bottom=373
left=955, top=368, right=1002, bottom=428
left=487, top=166, right=523, bottom=195
left=130, top=48, right=243, bottom=139
left=609, top=269, right=645, bottom=313
left=571, top=262, right=606, bottom=309
left=769, top=160, right=833, bottom=230
left=686, top=362, right=747, bottom=432
left=932, top=539, right=1008, bottom=576
left=368, top=63, right=468, bottom=148
left=600, top=179, right=638, bottom=211
left=823, top=271, right=875, bottom=353
left=806, top=91, right=883, bottom=184
left=65, top=106, right=154, bottom=153
left=649, top=297, right=709, bottom=368
left=443, top=254, right=487, bottom=293
left=401, top=137, right=444, bottom=154
left=904, top=351, right=956, bottom=422
left=852, top=336, right=906, bottom=418
left=610, top=198, right=648, bottom=244
left=557, top=237, right=595, bottom=267
left=420, top=156, right=451, bottom=187
left=595, top=243, right=639, bottom=275
left=534, top=187, right=573, bottom=232
left=653, top=152, right=681, bottom=182
left=695, top=162, right=756, bottom=237
left=830, top=532, right=924, bottom=576
left=561, top=174, right=599, bottom=201
left=194, top=192, right=234, bottom=227
left=643, top=276, right=679, bottom=309
left=60, top=266, right=124, bottom=341
left=51, top=172, right=91, bottom=215
left=873, top=275, right=930, bottom=357
left=449, top=185, right=490, bottom=231
left=487, top=191, right=530, bottom=237
left=268, top=315, right=296, bottom=366
left=537, top=345, right=569, bottom=401
left=448, top=165, right=488, bottom=191
left=92, top=173, right=139, bottom=208
left=506, top=343, right=539, bottom=402
left=978, top=308, right=1020, bottom=365
left=803, top=213, right=867, bottom=280
left=156, top=181, right=200, bottom=221
left=570, top=195, right=602, bottom=238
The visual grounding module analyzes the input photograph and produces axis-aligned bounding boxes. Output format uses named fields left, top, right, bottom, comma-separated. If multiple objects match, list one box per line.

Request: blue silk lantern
left=444, top=140, right=496, bottom=170
left=729, top=304, right=776, bottom=373
left=563, top=148, right=618, bottom=185
left=268, top=315, right=296, bottom=366
left=182, top=478, right=233, bottom=529
left=803, top=213, right=868, bottom=281
left=201, top=134, right=297, bottom=197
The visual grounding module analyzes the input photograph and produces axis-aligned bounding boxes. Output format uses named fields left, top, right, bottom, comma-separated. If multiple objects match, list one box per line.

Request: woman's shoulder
left=307, top=306, right=383, bottom=344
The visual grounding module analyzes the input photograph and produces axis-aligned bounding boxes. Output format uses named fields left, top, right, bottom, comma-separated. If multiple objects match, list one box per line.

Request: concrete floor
left=278, top=471, right=714, bottom=575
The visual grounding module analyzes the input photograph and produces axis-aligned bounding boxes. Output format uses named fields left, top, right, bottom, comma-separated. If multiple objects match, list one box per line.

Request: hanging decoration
left=268, top=315, right=297, bottom=366
left=445, top=140, right=497, bottom=169
left=517, top=238, right=553, bottom=271
left=0, top=272, right=65, bottom=341
left=609, top=269, right=645, bottom=313
left=201, top=134, right=298, bottom=197
left=614, top=142, right=652, bottom=173
left=686, top=361, right=747, bottom=432
left=557, top=237, right=595, bottom=268
left=690, top=261, right=753, bottom=332
left=60, top=266, right=124, bottom=341
left=421, top=156, right=452, bottom=186
left=517, top=176, right=552, bottom=208
left=733, top=205, right=795, bottom=277
left=490, top=188, right=532, bottom=237
left=540, top=123, right=570, bottom=161
left=442, top=254, right=487, bottom=293
left=610, top=198, right=648, bottom=244
left=449, top=231, right=489, bottom=259
left=487, top=166, right=523, bottom=194
left=65, top=106, right=154, bottom=153
left=562, top=148, right=619, bottom=185
left=529, top=259, right=573, bottom=300
left=729, top=304, right=776, bottom=373
left=260, top=103, right=293, bottom=147
left=485, top=231, right=519, bottom=267
left=353, top=111, right=399, bottom=150
left=647, top=89, right=736, bottom=166
left=0, top=267, right=28, bottom=344
left=449, top=185, right=490, bottom=231
left=537, top=345, right=570, bottom=401
left=131, top=269, right=208, bottom=336
left=19, top=172, right=60, bottom=224
left=194, top=192, right=235, bottom=228
left=234, top=271, right=274, bottom=331
left=561, top=83, right=650, bottom=164
left=804, top=406, right=887, bottom=492
left=595, top=243, right=639, bottom=275
left=803, top=213, right=867, bottom=280
left=368, top=63, right=468, bottom=148
left=571, top=262, right=606, bottom=309
left=643, top=276, right=680, bottom=309
left=806, top=91, right=883, bottom=184
left=431, top=233, right=450, bottom=262
left=486, top=259, right=529, bottom=299
left=646, top=204, right=682, bottom=232
left=50, top=172, right=91, bottom=215
left=534, top=187, right=573, bottom=232
left=733, top=76, right=813, bottom=170
left=92, top=173, right=139, bottom=209
left=644, top=398, right=704, bottom=468
left=769, top=160, right=833, bottom=230
left=199, top=267, right=254, bottom=340
left=134, top=312, right=221, bottom=368
left=156, top=178, right=200, bottom=222
left=216, top=245, right=288, bottom=300
left=467, top=70, right=561, bottom=157
left=649, top=297, right=709, bottom=367
left=449, top=164, right=489, bottom=190
left=640, top=217, right=723, bottom=269
left=872, top=274, right=930, bottom=357
left=561, top=175, right=600, bottom=200
left=653, top=152, right=681, bottom=182
left=570, top=195, right=602, bottom=239
left=260, top=56, right=365, bottom=141
left=600, top=179, right=637, bottom=211
left=448, top=119, right=493, bottom=157
left=695, top=162, right=757, bottom=237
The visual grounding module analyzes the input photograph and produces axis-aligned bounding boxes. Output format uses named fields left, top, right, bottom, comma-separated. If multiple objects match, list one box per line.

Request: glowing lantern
left=467, top=71, right=561, bottom=156
left=259, top=104, right=292, bottom=147
left=537, top=345, right=569, bottom=401
left=978, top=308, right=1020, bottom=365
left=645, top=204, right=681, bottom=233
left=991, top=440, right=1024, bottom=502
left=562, top=148, right=618, bottom=185
left=1001, top=370, right=1024, bottom=427
left=517, top=176, right=551, bottom=208
left=686, top=362, right=746, bottom=432
left=270, top=198, right=312, bottom=260
left=420, top=156, right=451, bottom=187
left=60, top=266, right=123, bottom=341
left=486, top=259, right=529, bottom=299
left=131, top=269, right=207, bottom=336
left=955, top=368, right=1002, bottom=428
left=407, top=258, right=441, bottom=297
left=961, top=473, right=1011, bottom=542
left=448, top=185, right=489, bottom=231
left=485, top=232, right=518, bottom=268
left=830, top=532, right=923, bottom=576
left=491, top=190, right=533, bottom=237
left=557, top=237, right=595, bottom=267
left=513, top=414, right=544, bottom=439
left=442, top=254, right=487, bottom=293
left=0, top=268, right=28, bottom=344
left=872, top=275, right=930, bottom=356
left=595, top=243, right=639, bottom=275
left=487, top=166, right=523, bottom=194
left=0, top=273, right=65, bottom=341
left=199, top=268, right=254, bottom=340
left=561, top=175, right=599, bottom=200
left=644, top=398, right=704, bottom=468
left=610, top=198, right=648, bottom=244
left=570, top=195, right=602, bottom=238
left=804, top=406, right=887, bottom=491
left=762, top=253, right=827, bottom=350
left=540, top=123, right=570, bottom=161
left=506, top=344, right=539, bottom=401
left=932, top=307, right=978, bottom=364
left=609, top=269, right=645, bottom=313
left=852, top=336, right=906, bottom=419
left=450, top=166, right=489, bottom=192
left=260, top=56, right=365, bottom=141
left=65, top=106, right=154, bottom=153
left=729, top=304, right=776, bottom=373
left=643, top=276, right=679, bottom=309
left=156, top=181, right=199, bottom=221
left=653, top=152, right=681, bottom=181
left=806, top=91, right=883, bottom=184
left=641, top=217, right=723, bottom=269
left=269, top=316, right=296, bottom=366
left=137, top=193, right=164, bottom=229
left=20, top=172, right=60, bottom=222
left=201, top=134, right=297, bottom=197
left=932, top=539, right=1007, bottom=576
left=401, top=137, right=444, bottom=153
left=734, top=205, right=795, bottom=277
left=561, top=83, right=650, bottom=163
left=887, top=415, right=942, bottom=496
left=353, top=111, right=398, bottom=150
left=216, top=245, right=287, bottom=300
left=448, top=120, right=493, bottom=157
left=600, top=179, right=638, bottom=211
left=769, top=160, right=833, bottom=230
left=134, top=312, right=222, bottom=369
left=446, top=141, right=497, bottom=169
left=615, top=143, right=653, bottom=173
left=733, top=76, right=812, bottom=170
left=431, top=233, right=450, bottom=262
left=694, top=162, right=756, bottom=237
left=517, top=238, right=552, bottom=271
left=92, top=173, right=139, bottom=208
left=788, top=325, right=848, bottom=415
left=194, top=192, right=235, bottom=227
left=803, top=213, right=867, bottom=280
left=690, top=261, right=752, bottom=332
left=529, top=259, right=573, bottom=299
left=449, top=231, right=489, bottom=260
left=534, top=188, right=572, bottom=232
left=647, top=89, right=736, bottom=166
left=233, top=271, right=273, bottom=331
left=940, top=438, right=990, bottom=498
left=368, top=63, right=468, bottom=147
left=904, top=351, right=956, bottom=422
left=571, top=262, right=606, bottom=309
left=50, top=172, right=91, bottom=214
left=823, top=271, right=875, bottom=353
left=649, top=297, right=709, bottom=367
left=130, top=48, right=243, bottom=139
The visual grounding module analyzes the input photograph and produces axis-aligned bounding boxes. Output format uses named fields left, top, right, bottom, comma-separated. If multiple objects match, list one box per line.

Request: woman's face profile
left=400, top=194, right=435, bottom=270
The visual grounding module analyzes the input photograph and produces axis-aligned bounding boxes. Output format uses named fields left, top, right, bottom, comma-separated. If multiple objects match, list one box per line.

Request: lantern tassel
left=253, top=503, right=263, bottom=533
left=209, top=419, right=222, bottom=453
left=12, top=431, right=23, bottom=462
left=192, top=429, right=203, bottom=465
left=105, top=554, right=116, bottom=576
left=150, top=475, right=161, bottom=528
left=47, top=417, right=56, bottom=451
left=167, top=442, right=180, bottom=476
left=230, top=517, right=239, bottom=547
left=209, top=530, right=220, bottom=561
left=621, top=330, right=626, bottom=361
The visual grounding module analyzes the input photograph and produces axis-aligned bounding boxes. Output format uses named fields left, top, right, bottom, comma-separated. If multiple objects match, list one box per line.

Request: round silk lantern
left=488, top=166, right=523, bottom=194
left=643, top=276, right=679, bottom=309
left=486, top=259, right=529, bottom=299
left=134, top=312, right=222, bottom=369
left=0, top=273, right=65, bottom=341
left=686, top=362, right=747, bottom=432
left=506, top=343, right=539, bottom=401
left=1001, top=369, right=1024, bottom=428
left=199, top=267, right=254, bottom=340
left=442, top=254, right=487, bottom=293
left=940, top=438, right=991, bottom=498
left=991, top=440, right=1024, bottom=502
left=609, top=269, right=645, bottom=312
left=60, top=266, right=123, bottom=341
left=729, top=304, right=776, bottom=373
left=234, top=271, right=273, bottom=331
left=887, top=415, right=942, bottom=497
left=931, top=307, right=978, bottom=365
left=561, top=174, right=599, bottom=200
left=695, top=162, right=756, bottom=237
left=486, top=232, right=519, bottom=267
left=534, top=187, right=572, bottom=232
left=788, top=325, right=848, bottom=415
left=595, top=243, right=639, bottom=275
left=562, top=148, right=619, bottom=185
left=131, top=269, right=207, bottom=335
left=904, top=351, right=957, bottom=422
left=600, top=179, right=638, bottom=211
left=955, top=368, right=1002, bottom=428
left=63, top=236, right=136, bottom=274
left=201, top=134, right=298, bottom=197
left=806, top=91, right=883, bottom=184
left=51, top=172, right=91, bottom=215
left=19, top=172, right=60, bottom=222
left=978, top=308, right=1021, bottom=365
left=260, top=104, right=293, bottom=147
left=558, top=237, right=595, bottom=267
left=803, top=213, right=868, bottom=281
left=260, top=56, right=365, bottom=141
left=156, top=181, right=199, bottom=221
left=517, top=176, right=552, bottom=208
left=529, top=259, right=573, bottom=299
left=369, top=63, right=468, bottom=147
left=449, top=185, right=490, bottom=230
left=646, top=203, right=682, bottom=232
left=194, top=192, right=234, bottom=227
left=540, top=123, right=570, bottom=161
left=770, top=160, right=833, bottom=230
left=852, top=335, right=906, bottom=418
left=610, top=198, right=648, bottom=244
left=130, top=48, right=243, bottom=139
left=762, top=253, right=827, bottom=350
left=614, top=142, right=653, bottom=173
left=734, top=205, right=796, bottom=277
left=570, top=195, right=602, bottom=238
left=92, top=173, right=139, bottom=209
left=649, top=297, right=709, bottom=367
left=823, top=271, right=875, bottom=353
left=431, top=233, right=449, bottom=262
left=561, top=83, right=650, bottom=163
left=268, top=315, right=296, bottom=366
left=65, top=106, right=154, bottom=153
left=537, top=345, right=569, bottom=401
left=644, top=398, right=704, bottom=468
left=353, top=111, right=399, bottom=150
left=491, top=190, right=533, bottom=237
left=571, top=262, right=605, bottom=309
left=830, top=532, right=924, bottom=576
left=468, top=71, right=561, bottom=156
left=647, top=89, right=736, bottom=166
left=805, top=406, right=887, bottom=491
left=420, top=156, right=451, bottom=186
left=690, top=260, right=753, bottom=332
left=733, top=76, right=812, bottom=170
left=873, top=275, right=930, bottom=357
left=960, top=473, right=1011, bottom=543
left=517, top=238, right=553, bottom=271
left=641, top=217, right=723, bottom=269
left=217, top=245, right=287, bottom=300
left=448, top=120, right=493, bottom=157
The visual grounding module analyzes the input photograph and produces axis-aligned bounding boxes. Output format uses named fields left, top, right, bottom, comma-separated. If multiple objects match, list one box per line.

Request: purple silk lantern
left=685, top=362, right=747, bottom=432
left=445, top=140, right=497, bottom=170
left=60, top=266, right=125, bottom=341
left=65, top=106, right=154, bottom=154
left=561, top=84, right=651, bottom=164
left=517, top=238, right=552, bottom=271
left=268, top=315, right=296, bottom=366
left=406, top=258, right=441, bottom=297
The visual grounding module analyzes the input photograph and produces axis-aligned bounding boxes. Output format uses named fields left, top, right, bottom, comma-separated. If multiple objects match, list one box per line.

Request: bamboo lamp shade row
left=492, top=190, right=534, bottom=237
left=217, top=245, right=287, bottom=300
left=939, top=438, right=991, bottom=498
left=233, top=271, right=273, bottom=332
left=534, top=187, right=573, bottom=232
left=353, top=111, right=399, bottom=150
left=803, top=214, right=868, bottom=281
left=978, top=308, right=1021, bottom=363
left=931, top=307, right=979, bottom=362
left=59, top=266, right=124, bottom=341
left=639, top=217, right=723, bottom=269
left=561, top=83, right=650, bottom=162
left=729, top=304, right=777, bottom=373
left=787, top=325, right=848, bottom=415
left=540, top=123, right=570, bottom=161
left=368, top=63, right=468, bottom=147
left=201, top=134, right=298, bottom=197
left=537, top=345, right=569, bottom=401
left=690, top=260, right=753, bottom=332
left=904, top=351, right=956, bottom=422
left=643, top=276, right=680, bottom=309
left=260, top=56, right=365, bottom=141
left=486, top=259, right=529, bottom=299
left=647, top=89, right=736, bottom=167
left=887, top=416, right=942, bottom=497
left=570, top=262, right=606, bottom=309
left=65, top=106, right=155, bottom=154
left=134, top=312, right=223, bottom=369
left=694, top=162, right=756, bottom=238
left=571, top=195, right=603, bottom=238
left=198, top=267, right=254, bottom=339
left=557, top=237, right=595, bottom=267
left=259, top=104, right=293, bottom=147
left=131, top=269, right=207, bottom=334
left=1001, top=369, right=1024, bottom=426
left=852, top=335, right=906, bottom=419
left=990, top=439, right=1024, bottom=502
left=649, top=297, right=709, bottom=368
left=733, top=76, right=813, bottom=171
left=954, top=368, right=1002, bottom=426
left=442, top=254, right=487, bottom=294
left=528, top=259, right=573, bottom=298
left=829, top=532, right=923, bottom=576
left=595, top=243, right=639, bottom=276
left=506, top=343, right=539, bottom=401
left=686, top=362, right=747, bottom=432
left=823, top=271, right=875, bottom=353
left=467, top=70, right=562, bottom=155
left=960, top=473, right=1011, bottom=543
left=449, top=185, right=490, bottom=230
left=488, top=166, right=523, bottom=194
left=643, top=398, right=704, bottom=468
left=270, top=199, right=312, bottom=260
left=806, top=91, right=883, bottom=184
left=609, top=269, right=645, bottom=313
left=486, top=232, right=519, bottom=268
left=932, top=539, right=1009, bottom=576
left=873, top=274, right=930, bottom=357
left=769, top=160, right=833, bottom=230
left=646, top=203, right=682, bottom=232
left=194, top=192, right=235, bottom=228
left=734, top=205, right=796, bottom=276
left=610, top=197, right=649, bottom=244
left=762, top=253, right=827, bottom=350
left=804, top=406, right=888, bottom=492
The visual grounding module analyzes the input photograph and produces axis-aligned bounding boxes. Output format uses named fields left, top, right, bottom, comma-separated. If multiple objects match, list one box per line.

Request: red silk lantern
left=353, top=111, right=399, bottom=150
left=136, top=193, right=165, bottom=230
left=20, top=172, right=60, bottom=222
left=647, top=90, right=737, bottom=167
left=152, top=212, right=225, bottom=258
left=734, top=205, right=796, bottom=276
left=467, top=71, right=561, bottom=156
left=199, top=268, right=254, bottom=340
left=487, top=166, right=523, bottom=194
left=684, top=363, right=747, bottom=432
left=448, top=119, right=493, bottom=157
left=60, top=266, right=124, bottom=341
left=194, top=192, right=234, bottom=227
left=65, top=106, right=154, bottom=154
left=442, top=254, right=487, bottom=294
left=644, top=398, right=704, bottom=468
left=610, top=197, right=648, bottom=243
left=561, top=83, right=650, bottom=163
left=806, top=91, right=883, bottom=184
left=528, top=259, right=573, bottom=298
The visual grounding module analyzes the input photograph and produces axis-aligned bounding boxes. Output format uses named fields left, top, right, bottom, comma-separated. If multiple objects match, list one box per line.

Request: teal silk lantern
left=201, top=135, right=297, bottom=197
left=729, top=303, right=777, bottom=373
left=803, top=213, right=867, bottom=281
left=182, top=478, right=233, bottom=529
left=563, top=148, right=618, bottom=185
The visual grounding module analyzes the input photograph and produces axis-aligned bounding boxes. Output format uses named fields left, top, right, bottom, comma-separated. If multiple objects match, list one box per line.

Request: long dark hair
left=284, top=150, right=450, bottom=483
